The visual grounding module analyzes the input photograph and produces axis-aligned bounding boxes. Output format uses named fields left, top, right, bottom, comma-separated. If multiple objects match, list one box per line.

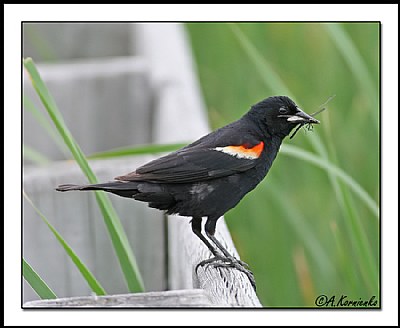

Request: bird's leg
left=191, top=217, right=221, bottom=257
left=196, top=218, right=256, bottom=290
left=192, top=217, right=234, bottom=274
left=204, top=219, right=250, bottom=268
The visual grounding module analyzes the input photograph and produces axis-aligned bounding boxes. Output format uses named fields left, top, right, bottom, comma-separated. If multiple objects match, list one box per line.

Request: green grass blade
left=230, top=23, right=337, bottom=174
left=308, top=116, right=347, bottom=211
left=324, top=23, right=378, bottom=131
left=88, top=143, right=188, bottom=159
left=340, top=185, right=378, bottom=293
left=23, top=59, right=94, bottom=180
left=316, top=110, right=378, bottom=292
left=23, top=191, right=107, bottom=296
left=260, top=181, right=334, bottom=276
left=230, top=25, right=378, bottom=218
left=23, top=95, right=70, bottom=158
left=23, top=258, right=57, bottom=300
left=23, top=57, right=144, bottom=292
left=281, top=144, right=379, bottom=218
left=230, top=24, right=291, bottom=96
left=23, top=144, right=50, bottom=165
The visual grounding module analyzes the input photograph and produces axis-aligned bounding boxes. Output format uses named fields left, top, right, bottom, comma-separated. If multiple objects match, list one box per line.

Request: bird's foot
left=195, top=255, right=256, bottom=291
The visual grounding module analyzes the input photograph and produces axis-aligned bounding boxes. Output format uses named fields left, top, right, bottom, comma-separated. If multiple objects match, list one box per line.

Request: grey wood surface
left=23, top=289, right=214, bottom=308
left=132, top=23, right=209, bottom=143
left=23, top=23, right=134, bottom=61
left=23, top=156, right=167, bottom=302
left=23, top=56, right=152, bottom=162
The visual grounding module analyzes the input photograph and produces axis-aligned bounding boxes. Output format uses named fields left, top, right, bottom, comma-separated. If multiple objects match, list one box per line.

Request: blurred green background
left=186, top=22, right=379, bottom=307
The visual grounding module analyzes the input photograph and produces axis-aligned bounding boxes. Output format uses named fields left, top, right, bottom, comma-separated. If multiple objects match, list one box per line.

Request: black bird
left=56, top=96, right=320, bottom=290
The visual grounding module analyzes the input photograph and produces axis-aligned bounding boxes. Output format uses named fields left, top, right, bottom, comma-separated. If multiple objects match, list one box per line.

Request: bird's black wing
left=115, top=141, right=264, bottom=184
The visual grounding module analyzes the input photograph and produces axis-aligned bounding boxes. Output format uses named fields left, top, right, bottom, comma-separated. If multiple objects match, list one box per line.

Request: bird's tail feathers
left=56, top=184, right=89, bottom=191
left=56, top=181, right=175, bottom=207
left=56, top=181, right=140, bottom=198
left=56, top=182, right=123, bottom=192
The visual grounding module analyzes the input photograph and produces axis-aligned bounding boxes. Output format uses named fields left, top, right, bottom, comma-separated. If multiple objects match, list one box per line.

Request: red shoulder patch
left=214, top=141, right=264, bottom=159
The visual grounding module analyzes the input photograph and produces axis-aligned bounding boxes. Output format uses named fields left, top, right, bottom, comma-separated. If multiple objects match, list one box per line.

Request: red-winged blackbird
left=57, top=96, right=320, bottom=290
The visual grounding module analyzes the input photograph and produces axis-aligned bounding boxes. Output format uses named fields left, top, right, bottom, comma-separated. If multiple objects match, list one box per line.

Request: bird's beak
left=287, top=107, right=320, bottom=124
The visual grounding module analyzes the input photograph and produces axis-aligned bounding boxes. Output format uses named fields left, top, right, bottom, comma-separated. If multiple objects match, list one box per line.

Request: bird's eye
left=279, top=107, right=288, bottom=114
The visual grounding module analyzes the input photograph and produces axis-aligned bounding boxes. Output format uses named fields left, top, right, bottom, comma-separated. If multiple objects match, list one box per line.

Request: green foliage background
left=186, top=22, right=380, bottom=307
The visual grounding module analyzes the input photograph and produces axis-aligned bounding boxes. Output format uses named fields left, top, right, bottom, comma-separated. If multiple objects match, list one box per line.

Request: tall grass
left=23, top=191, right=106, bottom=296
left=23, top=259, right=57, bottom=300
left=187, top=22, right=379, bottom=307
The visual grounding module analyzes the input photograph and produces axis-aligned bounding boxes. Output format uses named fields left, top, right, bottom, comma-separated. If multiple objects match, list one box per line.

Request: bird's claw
left=235, top=259, right=250, bottom=269
left=195, top=256, right=256, bottom=291
left=195, top=255, right=225, bottom=272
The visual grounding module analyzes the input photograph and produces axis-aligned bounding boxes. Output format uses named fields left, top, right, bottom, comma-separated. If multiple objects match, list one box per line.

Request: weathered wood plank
left=23, top=23, right=133, bottom=61
left=23, top=56, right=152, bottom=162
left=23, top=289, right=214, bottom=308
left=132, top=23, right=209, bottom=143
left=23, top=156, right=166, bottom=302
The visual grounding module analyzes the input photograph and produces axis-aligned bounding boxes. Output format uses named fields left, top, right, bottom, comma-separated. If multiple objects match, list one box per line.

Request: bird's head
left=247, top=96, right=320, bottom=139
